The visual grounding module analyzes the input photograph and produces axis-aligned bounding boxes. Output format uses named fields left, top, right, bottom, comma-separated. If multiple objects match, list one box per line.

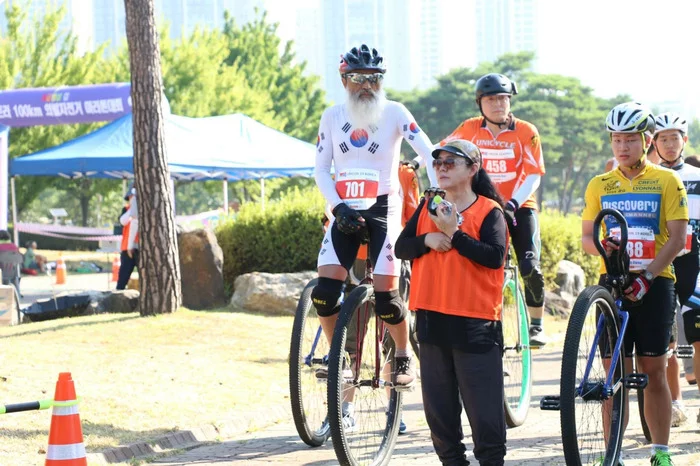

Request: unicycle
left=289, top=278, right=330, bottom=447
left=540, top=209, right=639, bottom=465
left=327, top=243, right=403, bottom=466
left=502, top=247, right=532, bottom=427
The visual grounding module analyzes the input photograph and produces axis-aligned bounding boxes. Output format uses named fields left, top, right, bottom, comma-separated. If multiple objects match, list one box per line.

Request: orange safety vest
left=409, top=196, right=504, bottom=321
left=120, top=221, right=130, bottom=252
left=120, top=204, right=139, bottom=251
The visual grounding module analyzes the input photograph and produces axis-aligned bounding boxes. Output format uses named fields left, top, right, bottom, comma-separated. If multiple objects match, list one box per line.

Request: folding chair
left=0, top=250, right=24, bottom=296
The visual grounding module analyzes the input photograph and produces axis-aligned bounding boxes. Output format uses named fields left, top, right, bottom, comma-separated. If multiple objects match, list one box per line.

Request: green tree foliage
left=0, top=3, right=121, bottom=223
left=686, top=119, right=700, bottom=155
left=389, top=52, right=634, bottom=213
left=222, top=10, right=326, bottom=142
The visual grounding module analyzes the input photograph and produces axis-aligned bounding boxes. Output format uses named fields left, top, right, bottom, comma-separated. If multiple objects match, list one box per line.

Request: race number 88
left=626, top=241, right=646, bottom=258
left=345, top=181, right=366, bottom=198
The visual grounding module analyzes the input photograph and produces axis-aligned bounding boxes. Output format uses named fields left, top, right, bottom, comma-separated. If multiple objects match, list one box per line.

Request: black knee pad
left=520, top=259, right=545, bottom=308
left=375, top=289, right=407, bottom=325
left=311, top=277, right=344, bottom=317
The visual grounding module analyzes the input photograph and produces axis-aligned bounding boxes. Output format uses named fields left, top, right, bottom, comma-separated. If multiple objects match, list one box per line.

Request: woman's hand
left=431, top=203, right=459, bottom=237
left=424, top=232, right=452, bottom=252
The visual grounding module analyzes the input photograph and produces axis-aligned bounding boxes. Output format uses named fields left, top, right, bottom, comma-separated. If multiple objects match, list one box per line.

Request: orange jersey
left=442, top=116, right=545, bottom=210
left=398, top=163, right=420, bottom=226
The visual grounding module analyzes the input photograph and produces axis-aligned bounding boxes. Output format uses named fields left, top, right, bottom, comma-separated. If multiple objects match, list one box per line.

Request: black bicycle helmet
left=475, top=73, right=518, bottom=102
left=339, top=44, right=386, bottom=74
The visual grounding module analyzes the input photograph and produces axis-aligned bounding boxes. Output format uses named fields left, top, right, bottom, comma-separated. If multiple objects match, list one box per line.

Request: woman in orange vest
left=116, top=186, right=138, bottom=290
left=396, top=139, right=507, bottom=466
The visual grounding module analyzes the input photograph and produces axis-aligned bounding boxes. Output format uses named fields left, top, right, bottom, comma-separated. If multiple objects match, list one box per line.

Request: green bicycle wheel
left=502, top=271, right=532, bottom=427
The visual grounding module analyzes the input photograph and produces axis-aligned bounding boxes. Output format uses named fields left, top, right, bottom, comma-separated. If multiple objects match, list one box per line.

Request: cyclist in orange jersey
left=441, top=73, right=547, bottom=347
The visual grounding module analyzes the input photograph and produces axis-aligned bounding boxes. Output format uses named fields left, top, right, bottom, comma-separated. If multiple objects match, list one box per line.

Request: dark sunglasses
left=432, top=157, right=470, bottom=169
left=343, top=73, right=384, bottom=85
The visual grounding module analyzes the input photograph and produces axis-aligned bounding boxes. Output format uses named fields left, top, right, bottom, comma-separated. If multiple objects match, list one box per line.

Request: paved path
left=153, top=348, right=700, bottom=465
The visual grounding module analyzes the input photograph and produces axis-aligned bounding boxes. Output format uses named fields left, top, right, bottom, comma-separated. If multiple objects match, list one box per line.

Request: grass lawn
left=0, top=309, right=293, bottom=465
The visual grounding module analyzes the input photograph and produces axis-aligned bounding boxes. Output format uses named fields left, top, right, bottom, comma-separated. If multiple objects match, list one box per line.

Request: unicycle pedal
left=539, top=395, right=560, bottom=411
left=676, top=344, right=695, bottom=359
left=623, top=373, right=649, bottom=390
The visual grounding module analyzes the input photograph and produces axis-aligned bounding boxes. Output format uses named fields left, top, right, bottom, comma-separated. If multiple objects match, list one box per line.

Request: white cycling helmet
left=606, top=102, right=655, bottom=134
left=654, top=112, right=688, bottom=136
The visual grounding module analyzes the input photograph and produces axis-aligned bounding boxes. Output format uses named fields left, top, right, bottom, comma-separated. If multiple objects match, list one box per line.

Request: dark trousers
left=116, top=250, right=138, bottom=290
left=421, top=343, right=506, bottom=466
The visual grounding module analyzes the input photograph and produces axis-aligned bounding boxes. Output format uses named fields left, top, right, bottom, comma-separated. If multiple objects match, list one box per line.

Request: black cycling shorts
left=672, top=253, right=700, bottom=306
left=598, top=275, right=676, bottom=358
left=509, top=208, right=543, bottom=306
left=683, top=309, right=700, bottom=344
left=318, top=195, right=402, bottom=277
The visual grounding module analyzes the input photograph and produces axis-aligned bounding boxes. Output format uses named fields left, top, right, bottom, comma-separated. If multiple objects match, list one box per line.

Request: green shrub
left=216, top=187, right=326, bottom=289
left=215, top=189, right=601, bottom=293
left=539, top=210, right=600, bottom=288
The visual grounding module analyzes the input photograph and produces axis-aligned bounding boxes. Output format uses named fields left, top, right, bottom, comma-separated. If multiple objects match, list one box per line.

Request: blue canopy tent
left=9, top=112, right=317, bottom=225
left=10, top=112, right=316, bottom=180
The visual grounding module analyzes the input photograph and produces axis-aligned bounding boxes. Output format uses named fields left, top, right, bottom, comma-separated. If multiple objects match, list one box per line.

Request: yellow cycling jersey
left=582, top=163, right=689, bottom=280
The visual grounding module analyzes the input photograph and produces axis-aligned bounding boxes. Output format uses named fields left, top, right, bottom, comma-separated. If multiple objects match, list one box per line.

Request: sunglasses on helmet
left=343, top=73, right=384, bottom=85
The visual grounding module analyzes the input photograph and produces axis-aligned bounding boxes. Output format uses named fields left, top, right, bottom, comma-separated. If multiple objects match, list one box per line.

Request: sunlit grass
left=0, top=309, right=293, bottom=465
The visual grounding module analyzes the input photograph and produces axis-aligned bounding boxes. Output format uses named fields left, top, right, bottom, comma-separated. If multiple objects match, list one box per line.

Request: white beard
left=345, top=87, right=387, bottom=129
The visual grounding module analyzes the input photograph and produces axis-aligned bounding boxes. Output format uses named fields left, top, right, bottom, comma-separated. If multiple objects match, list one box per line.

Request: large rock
left=231, top=271, right=317, bottom=315
left=178, top=229, right=227, bottom=310
left=545, top=290, right=574, bottom=319
left=555, top=260, right=586, bottom=297
left=99, top=290, right=139, bottom=314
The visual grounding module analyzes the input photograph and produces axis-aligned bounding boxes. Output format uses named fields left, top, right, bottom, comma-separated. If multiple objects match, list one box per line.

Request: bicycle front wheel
left=327, top=284, right=402, bottom=466
left=289, top=278, right=330, bottom=447
left=502, top=271, right=532, bottom=427
left=560, top=286, right=626, bottom=466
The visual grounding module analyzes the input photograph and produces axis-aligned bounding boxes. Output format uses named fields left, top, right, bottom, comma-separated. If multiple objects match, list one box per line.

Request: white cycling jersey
left=314, top=100, right=437, bottom=211
left=672, top=162, right=700, bottom=255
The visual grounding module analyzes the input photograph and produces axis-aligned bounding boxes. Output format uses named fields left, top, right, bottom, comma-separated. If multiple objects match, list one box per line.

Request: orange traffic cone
left=111, top=255, right=120, bottom=282
left=55, top=257, right=66, bottom=285
left=45, top=373, right=87, bottom=465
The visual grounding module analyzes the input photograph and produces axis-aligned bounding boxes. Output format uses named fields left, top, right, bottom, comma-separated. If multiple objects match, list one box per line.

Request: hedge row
left=216, top=188, right=601, bottom=292
left=215, top=188, right=326, bottom=291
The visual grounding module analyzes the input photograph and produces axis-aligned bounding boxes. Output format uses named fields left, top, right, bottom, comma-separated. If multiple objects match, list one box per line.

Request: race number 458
left=485, top=160, right=507, bottom=173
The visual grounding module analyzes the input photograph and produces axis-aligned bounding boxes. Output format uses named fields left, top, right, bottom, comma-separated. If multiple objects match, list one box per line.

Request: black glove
left=332, top=203, right=366, bottom=235
left=400, top=159, right=420, bottom=171
left=504, top=199, right=519, bottom=227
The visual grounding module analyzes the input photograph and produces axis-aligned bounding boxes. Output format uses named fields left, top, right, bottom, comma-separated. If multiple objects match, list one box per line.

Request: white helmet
left=654, top=112, right=688, bottom=136
left=606, top=102, right=655, bottom=134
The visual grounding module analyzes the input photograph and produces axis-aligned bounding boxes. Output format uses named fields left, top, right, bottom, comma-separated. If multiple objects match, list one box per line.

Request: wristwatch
left=641, top=270, right=654, bottom=282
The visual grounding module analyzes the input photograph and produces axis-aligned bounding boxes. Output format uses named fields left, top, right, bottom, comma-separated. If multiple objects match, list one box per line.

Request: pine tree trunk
left=124, top=0, right=182, bottom=315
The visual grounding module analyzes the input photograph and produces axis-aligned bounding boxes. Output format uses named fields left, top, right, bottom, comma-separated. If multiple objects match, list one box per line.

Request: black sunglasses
left=432, top=158, right=471, bottom=169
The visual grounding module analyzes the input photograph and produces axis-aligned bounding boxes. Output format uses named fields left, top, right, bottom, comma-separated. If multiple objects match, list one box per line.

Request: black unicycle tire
left=327, top=284, right=402, bottom=466
left=289, top=278, right=329, bottom=447
left=560, top=286, right=626, bottom=466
